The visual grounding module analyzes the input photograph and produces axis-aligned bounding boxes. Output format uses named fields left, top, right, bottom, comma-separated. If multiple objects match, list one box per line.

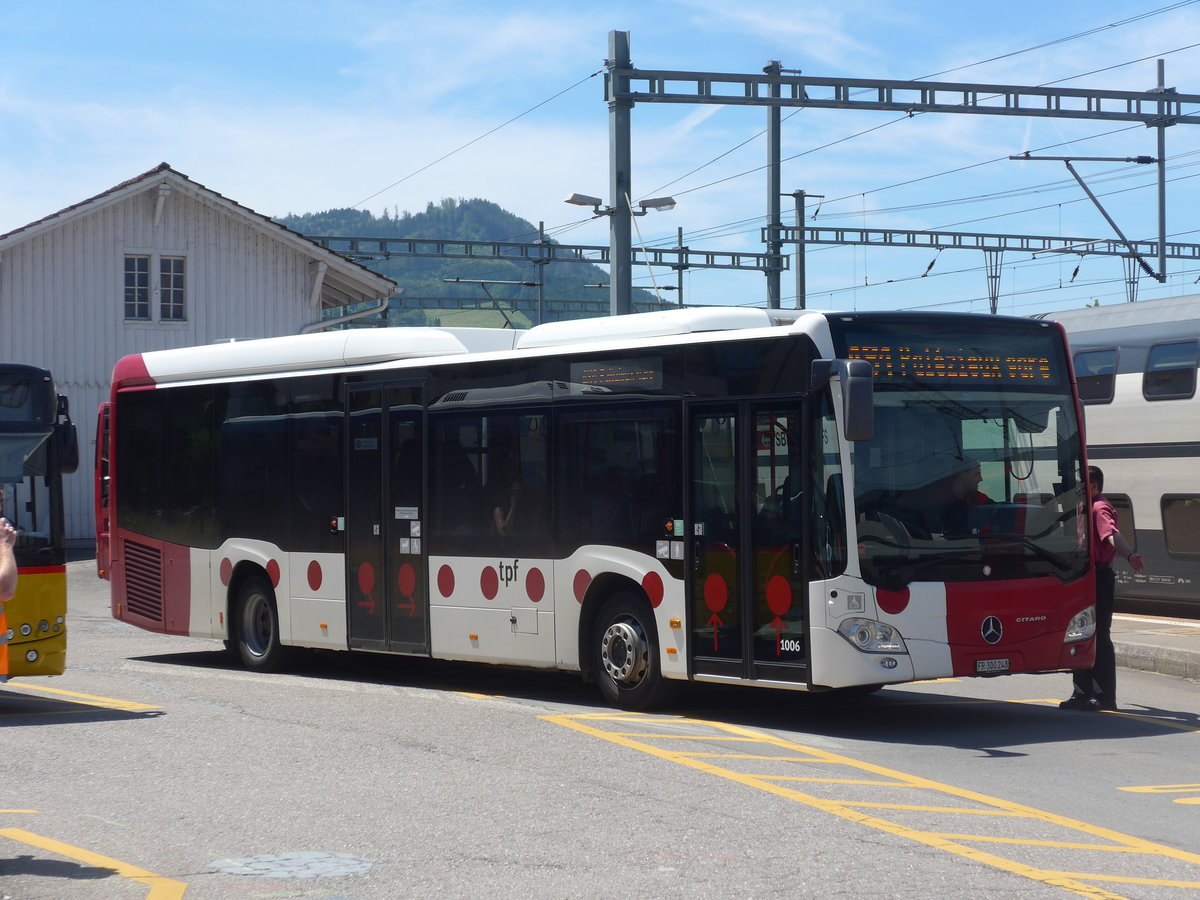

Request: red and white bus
left=96, top=307, right=1097, bottom=709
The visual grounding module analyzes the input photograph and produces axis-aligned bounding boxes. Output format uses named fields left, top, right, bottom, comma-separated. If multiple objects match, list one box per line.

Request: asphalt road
left=2, top=562, right=1199, bottom=899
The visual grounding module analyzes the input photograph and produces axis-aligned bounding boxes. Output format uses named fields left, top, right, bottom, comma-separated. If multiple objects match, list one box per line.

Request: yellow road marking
left=547, top=712, right=1200, bottom=899
left=0, top=827, right=187, bottom=899
left=2, top=681, right=161, bottom=711
left=1119, top=784, right=1200, bottom=794
left=1119, top=783, right=1200, bottom=806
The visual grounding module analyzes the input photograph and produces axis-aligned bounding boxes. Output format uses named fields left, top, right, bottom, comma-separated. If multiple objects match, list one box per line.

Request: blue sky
left=2, top=0, right=1198, bottom=314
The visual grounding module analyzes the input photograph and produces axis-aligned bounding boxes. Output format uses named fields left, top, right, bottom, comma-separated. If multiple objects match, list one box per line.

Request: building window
left=124, top=255, right=150, bottom=320
left=1144, top=340, right=1197, bottom=401
left=1073, top=348, right=1117, bottom=404
left=124, top=253, right=186, bottom=323
left=160, top=256, right=186, bottom=321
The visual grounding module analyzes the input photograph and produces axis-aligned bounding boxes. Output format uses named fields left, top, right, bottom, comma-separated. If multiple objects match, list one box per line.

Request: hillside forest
left=277, top=198, right=665, bottom=328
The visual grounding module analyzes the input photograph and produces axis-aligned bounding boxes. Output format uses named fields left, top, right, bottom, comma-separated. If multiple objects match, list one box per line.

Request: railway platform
left=1113, top=613, right=1200, bottom=683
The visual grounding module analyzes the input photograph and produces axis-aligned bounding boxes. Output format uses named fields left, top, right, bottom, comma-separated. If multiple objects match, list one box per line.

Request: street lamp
left=565, top=191, right=677, bottom=316
left=563, top=193, right=676, bottom=217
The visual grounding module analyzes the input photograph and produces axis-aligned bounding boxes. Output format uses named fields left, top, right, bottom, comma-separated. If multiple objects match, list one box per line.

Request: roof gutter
left=299, top=297, right=390, bottom=334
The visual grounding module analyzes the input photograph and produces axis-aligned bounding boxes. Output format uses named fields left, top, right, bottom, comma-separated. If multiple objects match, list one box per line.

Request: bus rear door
left=346, top=382, right=429, bottom=655
left=688, top=402, right=811, bottom=686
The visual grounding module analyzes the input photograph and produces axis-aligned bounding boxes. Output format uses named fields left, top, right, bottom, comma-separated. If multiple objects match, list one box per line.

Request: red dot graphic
left=877, top=587, right=910, bottom=615
left=641, top=572, right=664, bottom=608
left=266, top=559, right=281, bottom=588
left=766, top=575, right=792, bottom=616
left=307, top=560, right=322, bottom=591
left=704, top=573, right=728, bottom=613
left=573, top=570, right=591, bottom=604
left=357, top=562, right=376, bottom=595
left=480, top=567, right=499, bottom=601
left=437, top=565, right=455, bottom=598
left=397, top=562, right=416, bottom=597
left=526, top=567, right=545, bottom=603
left=219, top=558, right=233, bottom=586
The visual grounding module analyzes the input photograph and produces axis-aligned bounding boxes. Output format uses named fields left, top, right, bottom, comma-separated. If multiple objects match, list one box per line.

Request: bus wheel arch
left=228, top=564, right=293, bottom=673
left=582, top=578, right=675, bottom=711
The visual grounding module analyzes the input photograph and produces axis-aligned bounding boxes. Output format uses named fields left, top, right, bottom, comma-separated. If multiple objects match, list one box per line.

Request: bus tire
left=234, top=575, right=292, bottom=673
left=592, top=592, right=673, bottom=711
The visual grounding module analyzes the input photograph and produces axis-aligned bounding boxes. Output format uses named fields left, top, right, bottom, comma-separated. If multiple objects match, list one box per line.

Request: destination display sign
left=834, top=322, right=1066, bottom=386
left=570, top=356, right=663, bottom=391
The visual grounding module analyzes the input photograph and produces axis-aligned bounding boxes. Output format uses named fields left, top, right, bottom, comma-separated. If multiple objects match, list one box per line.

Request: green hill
left=277, top=198, right=664, bottom=327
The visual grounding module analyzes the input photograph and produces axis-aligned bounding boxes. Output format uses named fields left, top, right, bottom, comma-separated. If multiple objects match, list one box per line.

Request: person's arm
left=1105, top=531, right=1145, bottom=573
left=0, top=519, right=17, bottom=605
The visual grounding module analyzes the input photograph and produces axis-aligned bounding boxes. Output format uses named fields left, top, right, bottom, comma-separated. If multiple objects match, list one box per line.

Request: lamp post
left=564, top=192, right=676, bottom=316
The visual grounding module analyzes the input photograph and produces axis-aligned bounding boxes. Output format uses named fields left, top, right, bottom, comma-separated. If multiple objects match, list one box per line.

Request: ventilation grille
left=123, top=540, right=164, bottom=623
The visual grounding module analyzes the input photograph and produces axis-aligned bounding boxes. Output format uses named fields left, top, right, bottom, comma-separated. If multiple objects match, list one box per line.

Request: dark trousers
left=1073, top=564, right=1116, bottom=703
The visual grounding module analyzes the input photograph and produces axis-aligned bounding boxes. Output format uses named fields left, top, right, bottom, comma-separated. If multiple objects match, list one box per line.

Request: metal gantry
left=314, top=34, right=1200, bottom=318
left=605, top=31, right=1200, bottom=311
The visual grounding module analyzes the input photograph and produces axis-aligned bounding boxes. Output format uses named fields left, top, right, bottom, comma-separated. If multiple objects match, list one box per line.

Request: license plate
left=976, top=658, right=1010, bottom=673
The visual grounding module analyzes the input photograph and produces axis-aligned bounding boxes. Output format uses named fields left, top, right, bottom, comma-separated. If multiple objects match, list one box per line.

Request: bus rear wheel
left=234, top=575, right=292, bottom=673
left=592, top=592, right=673, bottom=711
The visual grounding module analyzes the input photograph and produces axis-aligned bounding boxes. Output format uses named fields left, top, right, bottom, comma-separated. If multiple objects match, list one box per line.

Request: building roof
left=0, top=162, right=395, bottom=310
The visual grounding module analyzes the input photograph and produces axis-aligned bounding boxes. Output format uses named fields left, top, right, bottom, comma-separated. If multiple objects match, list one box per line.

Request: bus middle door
left=346, top=383, right=429, bottom=655
left=688, top=402, right=810, bottom=686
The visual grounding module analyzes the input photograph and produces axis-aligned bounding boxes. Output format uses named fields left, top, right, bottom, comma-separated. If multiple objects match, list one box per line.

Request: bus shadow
left=128, top=647, right=597, bottom=703
left=675, top=683, right=1200, bottom=755
left=123, top=648, right=1199, bottom=752
left=0, top=691, right=165, bottom=726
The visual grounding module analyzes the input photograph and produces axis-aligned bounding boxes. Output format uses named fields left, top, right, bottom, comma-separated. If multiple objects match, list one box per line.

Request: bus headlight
left=1064, top=606, right=1096, bottom=643
left=38, top=620, right=49, bottom=633
left=19, top=623, right=32, bottom=636
left=837, top=618, right=908, bottom=654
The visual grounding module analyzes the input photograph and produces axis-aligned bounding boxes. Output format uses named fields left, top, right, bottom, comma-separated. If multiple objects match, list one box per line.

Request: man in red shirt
left=1060, top=466, right=1144, bottom=712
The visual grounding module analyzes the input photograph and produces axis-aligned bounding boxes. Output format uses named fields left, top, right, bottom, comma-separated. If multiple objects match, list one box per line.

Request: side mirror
left=811, top=359, right=874, bottom=442
left=55, top=421, right=79, bottom=475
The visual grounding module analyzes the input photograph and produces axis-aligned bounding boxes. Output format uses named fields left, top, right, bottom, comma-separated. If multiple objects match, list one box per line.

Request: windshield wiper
left=878, top=545, right=986, bottom=580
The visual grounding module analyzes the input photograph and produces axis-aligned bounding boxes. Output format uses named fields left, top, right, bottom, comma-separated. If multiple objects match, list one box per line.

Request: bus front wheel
left=592, top=592, right=673, bottom=711
left=234, top=575, right=292, bottom=673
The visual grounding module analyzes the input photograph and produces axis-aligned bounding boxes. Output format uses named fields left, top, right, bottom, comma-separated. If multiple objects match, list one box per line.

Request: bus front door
left=688, top=404, right=810, bottom=686
left=346, top=384, right=429, bottom=656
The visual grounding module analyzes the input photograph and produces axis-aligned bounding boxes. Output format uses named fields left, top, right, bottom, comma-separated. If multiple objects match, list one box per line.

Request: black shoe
left=1096, top=699, right=1117, bottom=711
left=1059, top=695, right=1100, bottom=711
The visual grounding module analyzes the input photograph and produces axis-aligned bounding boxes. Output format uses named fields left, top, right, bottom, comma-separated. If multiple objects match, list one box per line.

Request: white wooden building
left=0, top=163, right=396, bottom=545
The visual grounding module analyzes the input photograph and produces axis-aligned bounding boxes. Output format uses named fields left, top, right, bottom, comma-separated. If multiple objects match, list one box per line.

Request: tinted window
left=1144, top=341, right=1198, bottom=400
left=218, top=380, right=289, bottom=545
left=166, top=386, right=217, bottom=547
left=555, top=405, right=681, bottom=557
left=289, top=375, right=344, bottom=552
left=1074, top=349, right=1117, bottom=404
left=115, top=389, right=168, bottom=537
left=429, top=411, right=548, bottom=558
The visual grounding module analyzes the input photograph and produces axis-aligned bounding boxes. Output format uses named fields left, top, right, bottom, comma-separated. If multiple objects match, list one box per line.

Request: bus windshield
left=853, top=384, right=1086, bottom=589
left=831, top=315, right=1088, bottom=590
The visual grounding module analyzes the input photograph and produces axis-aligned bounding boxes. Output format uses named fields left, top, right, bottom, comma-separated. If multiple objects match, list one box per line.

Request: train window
left=1143, top=340, right=1198, bottom=401
left=1162, top=495, right=1200, bottom=556
left=1073, top=349, right=1116, bottom=404
left=1106, top=494, right=1136, bottom=554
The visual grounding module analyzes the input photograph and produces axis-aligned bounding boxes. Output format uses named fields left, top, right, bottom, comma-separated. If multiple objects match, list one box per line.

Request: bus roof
left=120, top=307, right=812, bottom=385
